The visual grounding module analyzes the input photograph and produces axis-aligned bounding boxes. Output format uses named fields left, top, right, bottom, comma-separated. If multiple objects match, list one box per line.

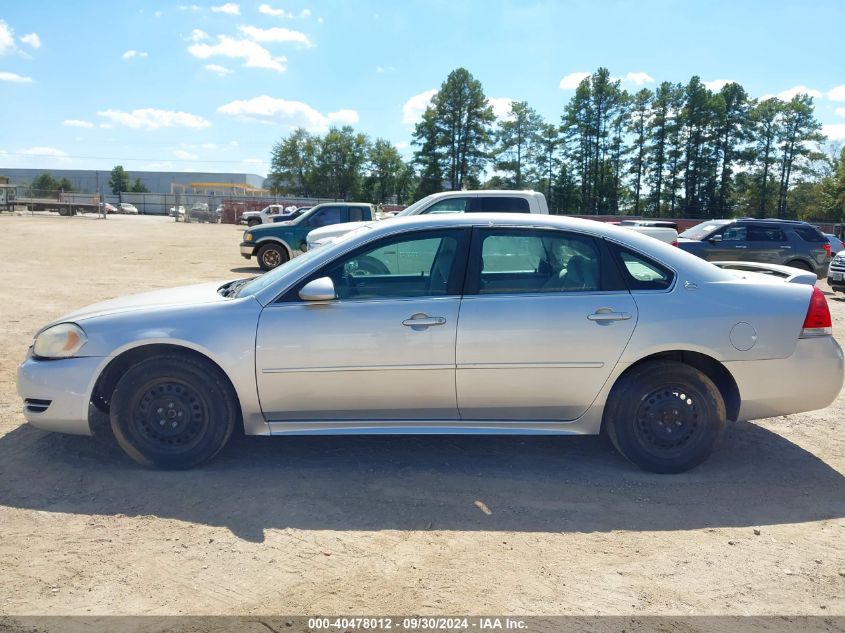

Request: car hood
left=53, top=281, right=229, bottom=325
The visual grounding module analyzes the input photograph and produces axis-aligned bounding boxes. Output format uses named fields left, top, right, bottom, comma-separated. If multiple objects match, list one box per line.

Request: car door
left=704, top=224, right=748, bottom=261
left=744, top=224, right=789, bottom=264
left=255, top=228, right=469, bottom=422
left=455, top=227, right=638, bottom=421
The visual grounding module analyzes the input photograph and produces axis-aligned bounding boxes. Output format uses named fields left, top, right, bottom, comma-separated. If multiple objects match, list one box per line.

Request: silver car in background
left=17, top=214, right=844, bottom=472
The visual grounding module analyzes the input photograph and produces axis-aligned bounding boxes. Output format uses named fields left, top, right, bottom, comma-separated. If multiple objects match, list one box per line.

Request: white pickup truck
left=613, top=220, right=678, bottom=245
left=306, top=190, right=549, bottom=249
left=241, top=204, right=306, bottom=227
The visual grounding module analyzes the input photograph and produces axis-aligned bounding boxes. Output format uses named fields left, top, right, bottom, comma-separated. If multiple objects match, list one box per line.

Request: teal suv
left=240, top=202, right=376, bottom=271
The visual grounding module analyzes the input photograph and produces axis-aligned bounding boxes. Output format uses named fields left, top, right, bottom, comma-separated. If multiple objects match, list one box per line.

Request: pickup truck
left=306, top=190, right=549, bottom=250
left=240, top=202, right=376, bottom=271
left=241, top=204, right=307, bottom=226
left=612, top=220, right=678, bottom=245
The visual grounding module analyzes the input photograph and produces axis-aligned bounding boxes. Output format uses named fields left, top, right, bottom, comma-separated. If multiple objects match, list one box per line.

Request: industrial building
left=0, top=168, right=268, bottom=195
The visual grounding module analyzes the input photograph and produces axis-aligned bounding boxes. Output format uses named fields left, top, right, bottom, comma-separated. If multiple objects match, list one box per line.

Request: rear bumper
left=16, top=355, right=105, bottom=436
left=727, top=336, right=844, bottom=421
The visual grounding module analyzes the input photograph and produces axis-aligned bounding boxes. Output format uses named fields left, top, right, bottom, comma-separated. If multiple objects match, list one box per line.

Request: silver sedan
left=17, top=214, right=844, bottom=472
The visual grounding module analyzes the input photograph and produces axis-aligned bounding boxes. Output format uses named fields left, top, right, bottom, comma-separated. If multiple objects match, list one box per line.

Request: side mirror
left=708, top=234, right=722, bottom=244
left=299, top=277, right=335, bottom=302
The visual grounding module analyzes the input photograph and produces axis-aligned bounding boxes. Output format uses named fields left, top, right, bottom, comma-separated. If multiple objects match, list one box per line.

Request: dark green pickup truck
left=240, top=202, right=376, bottom=271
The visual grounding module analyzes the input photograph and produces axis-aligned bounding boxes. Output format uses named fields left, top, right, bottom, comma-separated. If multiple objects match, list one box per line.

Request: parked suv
left=676, top=218, right=831, bottom=278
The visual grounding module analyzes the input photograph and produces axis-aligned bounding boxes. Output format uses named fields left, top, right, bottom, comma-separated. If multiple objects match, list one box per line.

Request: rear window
left=348, top=206, right=366, bottom=222
left=477, top=197, right=530, bottom=213
left=793, top=225, right=826, bottom=242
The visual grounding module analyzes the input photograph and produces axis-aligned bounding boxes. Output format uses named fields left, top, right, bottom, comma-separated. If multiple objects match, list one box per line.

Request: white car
left=307, top=190, right=549, bottom=250
left=116, top=203, right=139, bottom=215
left=18, top=214, right=843, bottom=472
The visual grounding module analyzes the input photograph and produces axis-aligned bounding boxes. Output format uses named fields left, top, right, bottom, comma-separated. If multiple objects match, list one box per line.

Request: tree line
left=267, top=66, right=844, bottom=221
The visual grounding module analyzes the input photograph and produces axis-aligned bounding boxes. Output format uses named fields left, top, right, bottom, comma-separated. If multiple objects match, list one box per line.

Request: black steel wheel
left=110, top=354, right=237, bottom=469
left=604, top=360, right=725, bottom=473
left=257, top=243, right=288, bottom=271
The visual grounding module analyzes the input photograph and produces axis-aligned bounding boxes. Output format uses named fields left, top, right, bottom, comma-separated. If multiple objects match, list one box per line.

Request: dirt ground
left=0, top=212, right=843, bottom=618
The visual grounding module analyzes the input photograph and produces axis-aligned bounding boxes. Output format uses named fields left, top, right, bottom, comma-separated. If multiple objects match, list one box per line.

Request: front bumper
left=240, top=242, right=255, bottom=259
left=727, top=336, right=844, bottom=421
left=17, top=354, right=106, bottom=436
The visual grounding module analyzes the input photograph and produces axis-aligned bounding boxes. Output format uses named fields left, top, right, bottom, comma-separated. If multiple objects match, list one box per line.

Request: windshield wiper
left=222, top=278, right=252, bottom=298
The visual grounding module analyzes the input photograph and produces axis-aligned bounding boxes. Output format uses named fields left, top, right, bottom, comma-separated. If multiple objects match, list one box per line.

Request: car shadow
left=229, top=267, right=261, bottom=274
left=0, top=421, right=842, bottom=543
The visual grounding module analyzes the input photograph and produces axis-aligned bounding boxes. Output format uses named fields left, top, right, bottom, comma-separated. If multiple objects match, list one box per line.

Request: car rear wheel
left=109, top=355, right=237, bottom=469
left=257, top=243, right=289, bottom=271
left=247, top=218, right=261, bottom=227
left=604, top=360, right=726, bottom=473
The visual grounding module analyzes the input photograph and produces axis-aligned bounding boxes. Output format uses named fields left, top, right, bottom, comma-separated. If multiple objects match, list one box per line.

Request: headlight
left=33, top=323, right=88, bottom=359
left=244, top=232, right=253, bottom=242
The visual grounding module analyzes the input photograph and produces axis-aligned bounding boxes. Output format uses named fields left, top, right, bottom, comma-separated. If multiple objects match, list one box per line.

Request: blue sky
left=2, top=0, right=844, bottom=178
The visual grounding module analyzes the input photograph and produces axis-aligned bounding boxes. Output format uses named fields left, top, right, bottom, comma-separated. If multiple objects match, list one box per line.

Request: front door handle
left=734, top=245, right=747, bottom=248
left=587, top=309, right=632, bottom=322
left=402, top=313, right=446, bottom=327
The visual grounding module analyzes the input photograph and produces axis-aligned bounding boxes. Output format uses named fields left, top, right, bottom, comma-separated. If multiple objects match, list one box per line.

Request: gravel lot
left=0, top=213, right=843, bottom=617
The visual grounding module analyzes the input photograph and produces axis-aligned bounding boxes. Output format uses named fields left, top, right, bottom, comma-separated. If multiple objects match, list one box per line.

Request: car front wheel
left=603, top=360, right=726, bottom=473
left=257, top=243, right=288, bottom=271
left=109, top=355, right=237, bottom=469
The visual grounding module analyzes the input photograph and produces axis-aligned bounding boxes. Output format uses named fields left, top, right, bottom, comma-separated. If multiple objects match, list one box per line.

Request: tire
left=247, top=218, right=261, bottom=227
left=257, top=243, right=288, bottom=271
left=109, top=355, right=237, bottom=469
left=786, top=260, right=812, bottom=272
left=603, top=360, right=726, bottom=474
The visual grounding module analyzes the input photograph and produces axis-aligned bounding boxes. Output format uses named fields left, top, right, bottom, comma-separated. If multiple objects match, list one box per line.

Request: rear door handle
left=587, top=310, right=632, bottom=322
left=402, top=314, right=446, bottom=327
left=734, top=245, right=747, bottom=248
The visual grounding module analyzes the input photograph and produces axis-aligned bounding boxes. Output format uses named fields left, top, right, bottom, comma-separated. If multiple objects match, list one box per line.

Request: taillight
left=800, top=286, right=832, bottom=338
left=823, top=243, right=832, bottom=257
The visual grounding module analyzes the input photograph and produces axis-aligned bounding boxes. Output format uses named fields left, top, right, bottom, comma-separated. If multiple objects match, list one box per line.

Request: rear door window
left=477, top=197, right=531, bottom=213
left=747, top=225, right=787, bottom=242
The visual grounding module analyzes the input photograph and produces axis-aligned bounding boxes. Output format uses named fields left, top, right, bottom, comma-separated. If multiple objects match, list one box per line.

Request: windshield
left=236, top=225, right=373, bottom=298
left=680, top=220, right=731, bottom=240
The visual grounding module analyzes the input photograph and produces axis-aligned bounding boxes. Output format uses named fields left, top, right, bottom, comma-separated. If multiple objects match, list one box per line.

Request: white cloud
left=189, top=29, right=209, bottom=43
left=237, top=25, right=313, bottom=47
left=394, top=141, right=408, bottom=150
left=828, top=84, right=845, bottom=101
left=99, top=123, right=113, bottom=129
left=242, top=158, right=263, bottom=164
left=0, top=71, right=33, bottom=83
left=20, top=33, right=40, bottom=49
left=327, top=109, right=359, bottom=125
left=823, top=124, right=845, bottom=141
left=776, top=85, right=822, bottom=100
left=174, top=149, right=199, bottom=160
left=188, top=35, right=287, bottom=73
left=63, top=119, right=94, bottom=128
left=624, top=72, right=655, bottom=86
left=19, top=146, right=69, bottom=160
left=402, top=88, right=437, bottom=124
left=488, top=97, right=515, bottom=120
left=122, top=49, right=148, bottom=60
left=0, top=20, right=16, bottom=55
left=836, top=107, right=845, bottom=118
left=300, top=9, right=311, bottom=18
left=178, top=4, right=202, bottom=10
left=317, top=16, right=324, bottom=23
left=217, top=96, right=359, bottom=132
left=97, top=108, right=212, bottom=130
left=204, top=63, right=233, bottom=76
left=704, top=79, right=734, bottom=91
left=259, top=4, right=292, bottom=17
left=559, top=71, right=590, bottom=90
left=211, top=3, right=240, bottom=15
left=154, top=11, right=163, bottom=18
